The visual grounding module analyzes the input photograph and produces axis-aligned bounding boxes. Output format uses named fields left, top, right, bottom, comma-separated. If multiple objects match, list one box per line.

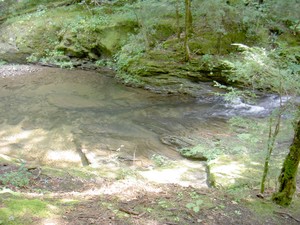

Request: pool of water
left=0, top=65, right=278, bottom=168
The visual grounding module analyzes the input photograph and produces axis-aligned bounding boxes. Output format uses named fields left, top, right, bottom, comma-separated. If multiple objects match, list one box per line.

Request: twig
left=132, top=212, right=146, bottom=219
left=119, top=207, right=140, bottom=216
left=77, top=213, right=98, bottom=219
left=78, top=215, right=98, bottom=219
left=274, top=211, right=300, bottom=223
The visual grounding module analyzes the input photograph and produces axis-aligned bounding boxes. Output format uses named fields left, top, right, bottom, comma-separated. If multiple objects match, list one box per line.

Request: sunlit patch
left=47, top=204, right=58, bottom=211
left=41, top=218, right=64, bottom=225
left=59, top=198, right=79, bottom=204
left=46, top=150, right=80, bottom=162
left=0, top=146, right=11, bottom=154
left=39, top=179, right=163, bottom=202
left=140, top=167, right=187, bottom=184
left=3, top=130, right=32, bottom=142
left=97, top=179, right=163, bottom=201
left=210, top=159, right=249, bottom=186
left=250, top=161, right=260, bottom=166
left=211, top=162, right=245, bottom=177
left=0, top=153, right=12, bottom=161
left=139, top=160, right=207, bottom=188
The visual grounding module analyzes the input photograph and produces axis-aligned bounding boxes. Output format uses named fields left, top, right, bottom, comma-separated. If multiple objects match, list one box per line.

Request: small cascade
left=202, top=95, right=297, bottom=118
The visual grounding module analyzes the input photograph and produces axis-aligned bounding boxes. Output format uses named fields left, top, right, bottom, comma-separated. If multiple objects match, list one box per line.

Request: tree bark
left=272, top=119, right=300, bottom=206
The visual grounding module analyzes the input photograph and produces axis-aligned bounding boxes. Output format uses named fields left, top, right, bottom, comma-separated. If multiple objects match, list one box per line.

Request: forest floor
left=1, top=163, right=300, bottom=225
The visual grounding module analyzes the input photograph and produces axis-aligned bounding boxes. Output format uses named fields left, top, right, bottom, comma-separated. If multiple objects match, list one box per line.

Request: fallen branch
left=274, top=211, right=300, bottom=223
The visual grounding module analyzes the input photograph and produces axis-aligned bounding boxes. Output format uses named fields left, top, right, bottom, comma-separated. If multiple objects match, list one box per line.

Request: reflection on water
left=0, top=66, right=228, bottom=166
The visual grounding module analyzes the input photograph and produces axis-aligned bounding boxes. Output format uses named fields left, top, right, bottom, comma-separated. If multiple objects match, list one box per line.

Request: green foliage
left=0, top=60, right=7, bottom=66
left=186, top=191, right=206, bottom=213
left=1, top=0, right=63, bottom=18
left=151, top=154, right=171, bottom=167
left=60, top=14, right=111, bottom=34
left=267, top=0, right=300, bottom=31
left=0, top=164, right=31, bottom=188
left=193, top=0, right=230, bottom=34
left=114, top=0, right=179, bottom=73
left=115, top=33, right=146, bottom=71
left=95, top=59, right=114, bottom=68
left=115, top=72, right=144, bottom=86
left=223, top=44, right=300, bottom=195
left=186, top=200, right=203, bottom=213
left=214, top=81, right=257, bottom=103
left=228, top=44, right=300, bottom=94
left=28, top=49, right=73, bottom=68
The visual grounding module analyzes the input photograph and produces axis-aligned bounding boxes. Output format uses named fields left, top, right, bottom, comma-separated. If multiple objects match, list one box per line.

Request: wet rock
left=160, top=135, right=194, bottom=149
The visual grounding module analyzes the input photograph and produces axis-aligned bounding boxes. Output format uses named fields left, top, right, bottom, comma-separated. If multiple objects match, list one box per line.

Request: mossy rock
left=179, top=148, right=208, bottom=161
left=0, top=3, right=137, bottom=63
left=126, top=49, right=231, bottom=84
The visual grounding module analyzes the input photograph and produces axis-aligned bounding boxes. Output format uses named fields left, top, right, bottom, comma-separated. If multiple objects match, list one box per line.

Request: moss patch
left=0, top=194, right=54, bottom=225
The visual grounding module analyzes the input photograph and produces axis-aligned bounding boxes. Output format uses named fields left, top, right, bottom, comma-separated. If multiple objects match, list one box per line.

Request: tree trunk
left=272, top=119, right=300, bottom=206
left=260, top=114, right=281, bottom=193
left=185, top=0, right=192, bottom=34
left=176, top=0, right=181, bottom=39
left=184, top=0, right=192, bottom=61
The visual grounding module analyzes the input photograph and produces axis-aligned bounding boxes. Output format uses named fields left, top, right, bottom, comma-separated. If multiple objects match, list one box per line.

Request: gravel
left=0, top=64, right=41, bottom=78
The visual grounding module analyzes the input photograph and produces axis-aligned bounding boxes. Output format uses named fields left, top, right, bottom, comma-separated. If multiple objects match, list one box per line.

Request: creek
left=0, top=65, right=281, bottom=169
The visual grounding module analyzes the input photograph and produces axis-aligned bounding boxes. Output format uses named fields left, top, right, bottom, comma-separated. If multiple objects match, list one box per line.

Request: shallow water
left=0, top=66, right=278, bottom=167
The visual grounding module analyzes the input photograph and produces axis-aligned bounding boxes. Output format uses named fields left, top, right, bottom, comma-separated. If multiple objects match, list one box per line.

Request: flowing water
left=0, top=65, right=281, bottom=169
